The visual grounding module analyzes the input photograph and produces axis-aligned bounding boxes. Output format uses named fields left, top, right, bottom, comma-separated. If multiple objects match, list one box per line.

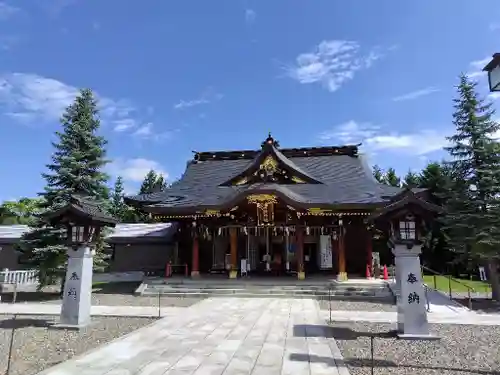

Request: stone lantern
left=367, top=189, right=441, bottom=339
left=43, top=193, right=117, bottom=329
left=483, top=53, right=500, bottom=92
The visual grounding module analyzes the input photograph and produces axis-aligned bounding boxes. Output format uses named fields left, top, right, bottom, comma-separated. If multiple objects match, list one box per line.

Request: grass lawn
left=423, top=274, right=491, bottom=293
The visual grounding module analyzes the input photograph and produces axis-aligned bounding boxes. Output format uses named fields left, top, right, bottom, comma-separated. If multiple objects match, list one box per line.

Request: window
left=399, top=220, right=416, bottom=240
left=71, top=226, right=85, bottom=242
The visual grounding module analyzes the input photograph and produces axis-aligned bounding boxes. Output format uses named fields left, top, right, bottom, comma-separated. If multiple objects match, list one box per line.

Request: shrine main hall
left=124, top=133, right=429, bottom=280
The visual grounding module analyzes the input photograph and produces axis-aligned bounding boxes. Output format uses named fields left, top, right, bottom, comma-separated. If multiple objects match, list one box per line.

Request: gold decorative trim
left=234, top=177, right=248, bottom=185
left=291, top=176, right=306, bottom=184
left=204, top=209, right=220, bottom=216
left=260, top=155, right=278, bottom=172
left=247, top=194, right=277, bottom=204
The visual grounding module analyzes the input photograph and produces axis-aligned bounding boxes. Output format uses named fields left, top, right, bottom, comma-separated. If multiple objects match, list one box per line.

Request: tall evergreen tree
left=139, top=170, right=159, bottom=194
left=372, top=165, right=384, bottom=183
left=0, top=197, right=43, bottom=225
left=383, top=167, right=401, bottom=187
left=109, top=176, right=128, bottom=222
left=402, top=170, right=420, bottom=188
left=443, top=74, right=500, bottom=299
left=154, top=174, right=168, bottom=192
left=18, top=88, right=111, bottom=288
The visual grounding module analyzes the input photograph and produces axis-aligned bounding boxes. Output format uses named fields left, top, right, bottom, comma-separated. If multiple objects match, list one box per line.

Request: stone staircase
left=136, top=278, right=393, bottom=302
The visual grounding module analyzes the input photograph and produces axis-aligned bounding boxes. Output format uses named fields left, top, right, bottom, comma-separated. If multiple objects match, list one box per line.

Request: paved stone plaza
left=9, top=295, right=494, bottom=375
left=36, top=298, right=349, bottom=375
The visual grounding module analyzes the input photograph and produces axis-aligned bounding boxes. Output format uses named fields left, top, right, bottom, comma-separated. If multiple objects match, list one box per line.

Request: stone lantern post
left=43, top=194, right=117, bottom=329
left=367, top=189, right=441, bottom=340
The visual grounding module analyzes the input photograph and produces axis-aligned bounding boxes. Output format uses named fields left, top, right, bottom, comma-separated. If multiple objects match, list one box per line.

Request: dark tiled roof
left=0, top=223, right=175, bottom=243
left=367, top=189, right=442, bottom=221
left=221, top=144, right=323, bottom=186
left=126, top=142, right=406, bottom=211
left=43, top=194, right=118, bottom=226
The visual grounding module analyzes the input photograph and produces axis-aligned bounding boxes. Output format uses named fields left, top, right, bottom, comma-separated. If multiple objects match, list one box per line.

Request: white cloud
left=113, top=118, right=136, bottom=132
left=245, top=9, right=256, bottom=24
left=174, top=98, right=209, bottom=110
left=466, top=57, right=491, bottom=80
left=0, top=2, right=19, bottom=19
left=392, top=87, right=440, bottom=102
left=319, top=120, right=378, bottom=143
left=488, top=92, right=500, bottom=101
left=108, top=158, right=169, bottom=183
left=319, top=121, right=448, bottom=156
left=133, top=123, right=153, bottom=137
left=173, top=87, right=223, bottom=110
left=0, top=72, right=166, bottom=140
left=284, top=40, right=383, bottom=92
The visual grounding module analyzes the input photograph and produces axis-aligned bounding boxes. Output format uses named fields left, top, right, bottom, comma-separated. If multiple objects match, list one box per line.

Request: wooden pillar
left=366, top=226, right=373, bottom=279
left=296, top=226, right=305, bottom=280
left=229, top=227, right=238, bottom=279
left=337, top=224, right=347, bottom=281
left=191, top=235, right=200, bottom=277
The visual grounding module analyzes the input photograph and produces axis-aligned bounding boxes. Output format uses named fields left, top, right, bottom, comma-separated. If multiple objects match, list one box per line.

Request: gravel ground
left=1, top=282, right=205, bottom=308
left=0, top=314, right=156, bottom=375
left=454, top=298, right=500, bottom=313
left=333, top=321, right=500, bottom=375
left=318, top=299, right=396, bottom=312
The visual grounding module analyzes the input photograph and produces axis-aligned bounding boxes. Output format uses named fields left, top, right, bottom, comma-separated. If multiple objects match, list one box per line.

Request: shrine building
left=125, top=133, right=430, bottom=280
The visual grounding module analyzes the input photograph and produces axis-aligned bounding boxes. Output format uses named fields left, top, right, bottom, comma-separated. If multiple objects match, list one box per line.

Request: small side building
left=0, top=223, right=176, bottom=273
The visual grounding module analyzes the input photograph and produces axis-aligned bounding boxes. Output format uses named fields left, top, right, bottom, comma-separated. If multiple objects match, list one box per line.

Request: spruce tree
left=139, top=170, right=159, bottom=194
left=443, top=74, right=500, bottom=299
left=109, top=176, right=128, bottom=222
left=154, top=174, right=168, bottom=192
left=383, top=168, right=401, bottom=187
left=402, top=170, right=420, bottom=188
left=18, top=88, right=111, bottom=289
left=372, top=165, right=384, bottom=183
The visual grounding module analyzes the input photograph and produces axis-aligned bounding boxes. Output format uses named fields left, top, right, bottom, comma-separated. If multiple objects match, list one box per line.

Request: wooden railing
left=0, top=269, right=39, bottom=285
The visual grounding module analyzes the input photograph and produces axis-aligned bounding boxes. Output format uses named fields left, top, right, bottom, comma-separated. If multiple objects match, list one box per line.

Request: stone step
left=143, top=287, right=386, bottom=295
left=142, top=290, right=391, bottom=300
left=145, top=283, right=388, bottom=291
left=142, top=287, right=390, bottom=298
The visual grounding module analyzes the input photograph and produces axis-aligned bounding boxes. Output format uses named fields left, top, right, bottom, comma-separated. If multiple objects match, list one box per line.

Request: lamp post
left=43, top=194, right=117, bottom=329
left=366, top=190, right=441, bottom=340
left=482, top=53, right=500, bottom=92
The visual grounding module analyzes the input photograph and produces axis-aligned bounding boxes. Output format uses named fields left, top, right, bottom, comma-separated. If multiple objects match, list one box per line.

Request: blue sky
left=0, top=0, right=499, bottom=201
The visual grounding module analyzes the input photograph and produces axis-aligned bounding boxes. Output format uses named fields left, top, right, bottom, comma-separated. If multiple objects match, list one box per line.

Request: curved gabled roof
left=220, top=141, right=323, bottom=186
left=125, top=135, right=407, bottom=213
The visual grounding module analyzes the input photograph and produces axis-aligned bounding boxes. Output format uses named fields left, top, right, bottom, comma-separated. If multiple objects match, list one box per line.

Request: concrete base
left=297, top=271, right=306, bottom=280
left=50, top=321, right=93, bottom=331
left=229, top=270, right=238, bottom=279
left=191, top=271, right=200, bottom=278
left=397, top=333, right=440, bottom=341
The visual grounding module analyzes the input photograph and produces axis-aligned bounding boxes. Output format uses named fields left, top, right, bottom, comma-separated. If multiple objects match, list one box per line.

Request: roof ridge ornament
left=261, top=132, right=280, bottom=149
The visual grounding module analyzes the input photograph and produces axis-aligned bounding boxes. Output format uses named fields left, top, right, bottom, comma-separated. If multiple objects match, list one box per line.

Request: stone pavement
left=36, top=298, right=350, bottom=375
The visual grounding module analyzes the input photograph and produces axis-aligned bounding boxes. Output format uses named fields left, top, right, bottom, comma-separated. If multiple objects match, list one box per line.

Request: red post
left=165, top=262, right=172, bottom=278
left=366, top=264, right=371, bottom=279
left=383, top=265, right=389, bottom=280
